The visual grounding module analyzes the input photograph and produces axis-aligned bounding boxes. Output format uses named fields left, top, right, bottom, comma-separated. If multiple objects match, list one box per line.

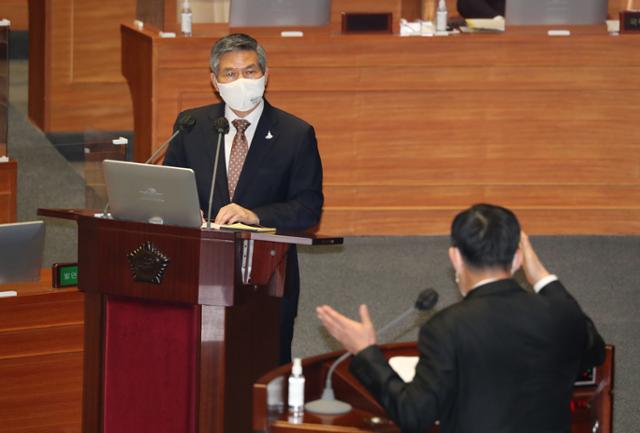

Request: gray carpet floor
left=7, top=60, right=639, bottom=432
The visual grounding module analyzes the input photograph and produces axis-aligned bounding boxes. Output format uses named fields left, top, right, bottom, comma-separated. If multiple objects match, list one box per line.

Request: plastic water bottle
left=436, top=0, right=448, bottom=34
left=288, top=358, right=305, bottom=416
left=181, top=0, right=193, bottom=37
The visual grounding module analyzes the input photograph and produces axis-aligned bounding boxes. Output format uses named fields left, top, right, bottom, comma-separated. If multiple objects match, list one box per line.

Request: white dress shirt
left=223, top=100, right=265, bottom=171
left=470, top=274, right=559, bottom=294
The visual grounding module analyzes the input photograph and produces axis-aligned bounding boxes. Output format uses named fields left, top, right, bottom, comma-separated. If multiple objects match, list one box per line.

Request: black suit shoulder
left=267, top=104, right=314, bottom=130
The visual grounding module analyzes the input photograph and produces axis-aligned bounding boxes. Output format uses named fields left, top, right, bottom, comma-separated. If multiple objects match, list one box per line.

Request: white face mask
left=215, top=76, right=266, bottom=112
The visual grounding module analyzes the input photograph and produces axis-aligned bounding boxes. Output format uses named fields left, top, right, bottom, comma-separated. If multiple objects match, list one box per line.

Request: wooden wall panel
left=609, top=0, right=637, bottom=16
left=0, top=0, right=29, bottom=30
left=29, top=0, right=628, bottom=133
left=0, top=281, right=84, bottom=433
left=28, top=0, right=136, bottom=132
left=123, top=26, right=640, bottom=235
left=0, top=353, right=83, bottom=433
left=73, top=0, right=134, bottom=82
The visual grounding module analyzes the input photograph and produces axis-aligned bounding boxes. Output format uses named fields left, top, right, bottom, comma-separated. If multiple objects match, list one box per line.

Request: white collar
left=224, top=99, right=264, bottom=127
left=471, top=277, right=502, bottom=290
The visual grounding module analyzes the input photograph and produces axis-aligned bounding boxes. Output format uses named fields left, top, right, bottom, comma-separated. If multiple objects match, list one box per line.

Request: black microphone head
left=178, top=113, right=196, bottom=132
left=213, top=117, right=230, bottom=134
left=415, top=288, right=439, bottom=311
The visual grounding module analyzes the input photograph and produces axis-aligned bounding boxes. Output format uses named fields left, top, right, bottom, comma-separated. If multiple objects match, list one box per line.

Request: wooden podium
left=39, top=209, right=341, bottom=433
left=253, top=343, right=614, bottom=433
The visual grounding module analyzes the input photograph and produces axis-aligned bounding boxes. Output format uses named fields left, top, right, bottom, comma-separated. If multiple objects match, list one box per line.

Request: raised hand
left=316, top=304, right=377, bottom=354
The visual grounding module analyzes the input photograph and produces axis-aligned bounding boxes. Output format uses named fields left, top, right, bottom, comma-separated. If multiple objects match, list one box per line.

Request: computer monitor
left=506, top=0, right=608, bottom=25
left=103, top=160, right=202, bottom=228
left=229, top=0, right=331, bottom=27
left=0, top=221, right=45, bottom=284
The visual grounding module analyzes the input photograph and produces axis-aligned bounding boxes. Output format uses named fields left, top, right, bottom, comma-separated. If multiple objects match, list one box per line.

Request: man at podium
left=164, top=33, right=324, bottom=363
left=317, top=204, right=605, bottom=433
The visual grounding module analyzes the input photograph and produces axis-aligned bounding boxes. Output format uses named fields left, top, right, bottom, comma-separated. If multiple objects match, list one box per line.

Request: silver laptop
left=229, top=0, right=330, bottom=27
left=103, top=160, right=202, bottom=228
left=506, top=0, right=608, bottom=25
left=0, top=221, right=45, bottom=284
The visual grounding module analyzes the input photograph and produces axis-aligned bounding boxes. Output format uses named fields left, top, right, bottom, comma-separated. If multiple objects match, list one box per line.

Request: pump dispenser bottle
left=288, top=358, right=305, bottom=416
left=181, top=0, right=193, bottom=37
left=436, top=0, right=448, bottom=34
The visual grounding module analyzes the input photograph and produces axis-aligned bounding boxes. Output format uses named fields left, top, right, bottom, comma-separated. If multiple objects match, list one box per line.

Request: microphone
left=205, top=117, right=230, bottom=229
left=145, top=113, right=196, bottom=165
left=100, top=113, right=196, bottom=217
left=305, top=288, right=439, bottom=415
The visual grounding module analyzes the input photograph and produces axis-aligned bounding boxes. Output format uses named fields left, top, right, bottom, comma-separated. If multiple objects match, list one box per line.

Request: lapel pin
left=265, top=131, right=273, bottom=139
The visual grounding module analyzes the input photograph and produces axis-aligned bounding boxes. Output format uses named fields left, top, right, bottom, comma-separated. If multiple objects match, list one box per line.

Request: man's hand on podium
left=317, top=304, right=376, bottom=355
left=214, top=203, right=259, bottom=225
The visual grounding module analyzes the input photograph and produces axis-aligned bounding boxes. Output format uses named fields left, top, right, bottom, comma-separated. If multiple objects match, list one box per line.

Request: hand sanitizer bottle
left=288, top=358, right=305, bottom=416
left=436, top=0, right=448, bottom=34
left=181, top=0, right=193, bottom=37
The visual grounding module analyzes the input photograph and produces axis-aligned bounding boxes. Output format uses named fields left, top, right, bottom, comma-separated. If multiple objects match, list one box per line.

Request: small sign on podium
left=52, top=262, right=78, bottom=288
left=620, top=10, right=640, bottom=33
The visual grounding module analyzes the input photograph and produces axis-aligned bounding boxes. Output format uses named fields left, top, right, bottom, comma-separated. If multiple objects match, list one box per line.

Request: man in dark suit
left=457, top=0, right=505, bottom=18
left=164, top=33, right=323, bottom=364
left=317, top=204, right=605, bottom=433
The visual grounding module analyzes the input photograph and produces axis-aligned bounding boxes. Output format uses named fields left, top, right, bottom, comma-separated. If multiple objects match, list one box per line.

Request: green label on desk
left=58, top=265, right=78, bottom=286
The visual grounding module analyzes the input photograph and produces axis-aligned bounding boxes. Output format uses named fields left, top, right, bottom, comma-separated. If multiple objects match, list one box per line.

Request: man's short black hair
left=210, top=33, right=267, bottom=75
left=450, top=204, right=521, bottom=271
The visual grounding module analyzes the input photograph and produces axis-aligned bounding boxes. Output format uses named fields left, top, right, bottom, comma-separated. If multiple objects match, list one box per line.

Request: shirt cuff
left=533, top=274, right=558, bottom=293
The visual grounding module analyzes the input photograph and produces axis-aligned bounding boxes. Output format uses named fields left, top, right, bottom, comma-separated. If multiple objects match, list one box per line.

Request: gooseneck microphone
left=305, top=288, right=439, bottom=415
left=100, top=113, right=196, bottom=217
left=145, top=113, right=196, bottom=165
left=206, top=117, right=230, bottom=229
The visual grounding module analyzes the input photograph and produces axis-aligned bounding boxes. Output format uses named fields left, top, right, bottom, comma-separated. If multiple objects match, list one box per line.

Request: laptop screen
left=506, top=0, right=608, bottom=25
left=103, top=160, right=202, bottom=228
left=229, top=0, right=330, bottom=27
left=0, top=221, right=45, bottom=284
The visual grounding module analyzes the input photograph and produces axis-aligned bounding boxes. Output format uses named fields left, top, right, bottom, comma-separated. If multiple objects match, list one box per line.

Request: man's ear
left=510, top=249, right=523, bottom=275
left=449, top=247, right=463, bottom=274
left=210, top=73, right=219, bottom=91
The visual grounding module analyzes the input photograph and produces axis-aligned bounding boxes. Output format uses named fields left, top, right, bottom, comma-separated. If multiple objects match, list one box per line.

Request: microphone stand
left=144, top=129, right=180, bottom=165
left=206, top=119, right=229, bottom=229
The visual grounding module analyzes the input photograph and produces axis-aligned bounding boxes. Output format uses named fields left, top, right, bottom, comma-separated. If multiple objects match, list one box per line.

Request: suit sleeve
left=252, top=125, right=324, bottom=231
left=539, top=280, right=606, bottom=369
left=349, top=317, right=456, bottom=433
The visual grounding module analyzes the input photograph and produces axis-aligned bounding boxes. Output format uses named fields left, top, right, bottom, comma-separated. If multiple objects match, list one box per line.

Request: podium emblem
left=127, top=241, right=170, bottom=284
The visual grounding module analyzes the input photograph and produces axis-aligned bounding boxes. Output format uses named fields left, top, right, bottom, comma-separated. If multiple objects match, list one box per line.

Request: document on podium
left=202, top=221, right=276, bottom=233
left=462, top=16, right=505, bottom=32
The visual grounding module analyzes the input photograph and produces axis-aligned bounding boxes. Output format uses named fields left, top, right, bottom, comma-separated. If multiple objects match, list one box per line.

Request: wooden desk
left=25, top=0, right=633, bottom=133
left=0, top=270, right=84, bottom=433
left=122, top=25, right=640, bottom=236
left=0, top=1, right=29, bottom=30
left=254, top=343, right=614, bottom=433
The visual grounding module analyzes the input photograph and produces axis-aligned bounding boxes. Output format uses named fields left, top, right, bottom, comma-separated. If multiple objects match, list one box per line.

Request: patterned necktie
left=228, top=119, right=250, bottom=200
